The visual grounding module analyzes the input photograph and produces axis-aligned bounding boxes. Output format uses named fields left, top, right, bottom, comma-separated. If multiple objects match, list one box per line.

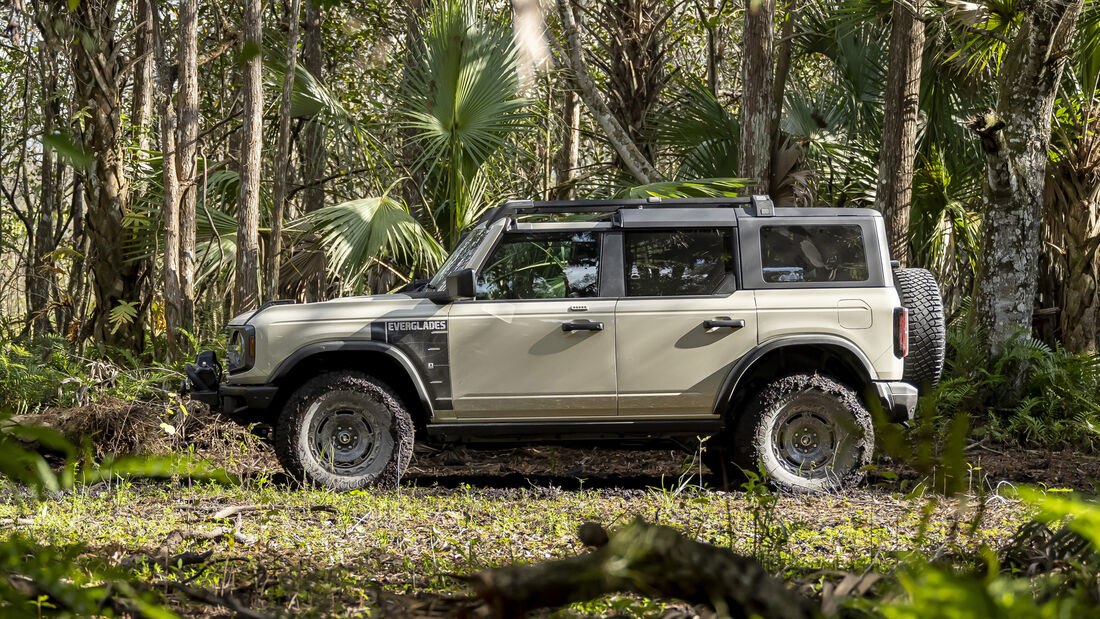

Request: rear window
left=760, top=225, right=868, bottom=283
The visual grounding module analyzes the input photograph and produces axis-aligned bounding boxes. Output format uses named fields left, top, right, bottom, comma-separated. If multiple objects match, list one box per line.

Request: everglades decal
left=370, top=319, right=452, bottom=410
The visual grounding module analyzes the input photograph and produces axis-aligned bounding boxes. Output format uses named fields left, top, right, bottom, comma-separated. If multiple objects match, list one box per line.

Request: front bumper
left=182, top=351, right=279, bottom=417
left=873, top=381, right=919, bottom=422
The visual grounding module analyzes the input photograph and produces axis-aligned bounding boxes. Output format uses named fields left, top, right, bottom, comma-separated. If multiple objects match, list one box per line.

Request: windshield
left=427, top=225, right=491, bottom=289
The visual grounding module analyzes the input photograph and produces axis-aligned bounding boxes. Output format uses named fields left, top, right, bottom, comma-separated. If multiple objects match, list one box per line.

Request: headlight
left=225, top=326, right=256, bottom=373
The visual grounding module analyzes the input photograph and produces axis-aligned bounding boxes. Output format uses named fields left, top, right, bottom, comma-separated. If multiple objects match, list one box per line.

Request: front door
left=448, top=228, right=617, bottom=419
left=614, top=228, right=758, bottom=417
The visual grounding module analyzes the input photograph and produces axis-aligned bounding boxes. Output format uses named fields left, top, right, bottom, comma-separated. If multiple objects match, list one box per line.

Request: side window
left=760, top=225, right=868, bottom=283
left=624, top=229, right=735, bottom=296
left=477, top=232, right=600, bottom=299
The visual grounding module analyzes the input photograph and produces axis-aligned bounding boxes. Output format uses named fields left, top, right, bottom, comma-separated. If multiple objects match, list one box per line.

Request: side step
left=424, top=418, right=724, bottom=444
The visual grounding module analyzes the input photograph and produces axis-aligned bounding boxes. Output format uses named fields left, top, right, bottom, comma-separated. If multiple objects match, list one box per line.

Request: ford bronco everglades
left=183, top=195, right=945, bottom=492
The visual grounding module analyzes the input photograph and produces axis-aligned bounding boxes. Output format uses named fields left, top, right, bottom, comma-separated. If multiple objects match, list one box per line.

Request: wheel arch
left=714, top=336, right=877, bottom=426
left=267, top=341, right=435, bottom=429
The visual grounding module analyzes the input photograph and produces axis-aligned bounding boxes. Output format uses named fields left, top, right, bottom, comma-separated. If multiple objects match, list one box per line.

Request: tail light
left=894, top=307, right=909, bottom=358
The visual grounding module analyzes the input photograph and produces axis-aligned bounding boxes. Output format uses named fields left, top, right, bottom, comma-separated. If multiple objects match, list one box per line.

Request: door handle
left=703, top=318, right=746, bottom=330
left=562, top=320, right=604, bottom=332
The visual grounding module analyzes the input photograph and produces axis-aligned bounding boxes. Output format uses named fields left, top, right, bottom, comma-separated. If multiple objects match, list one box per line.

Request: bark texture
left=234, top=0, right=263, bottom=314
left=130, top=0, right=154, bottom=155
left=1044, top=112, right=1100, bottom=353
left=552, top=88, right=581, bottom=200
left=472, top=519, right=815, bottom=618
left=70, top=0, right=147, bottom=350
left=176, top=0, right=199, bottom=338
left=599, top=0, right=669, bottom=167
left=267, top=0, right=302, bottom=299
left=155, top=1, right=182, bottom=358
left=739, top=0, right=775, bottom=195
left=555, top=0, right=660, bottom=184
left=300, top=0, right=327, bottom=302
left=972, top=0, right=1085, bottom=356
left=875, top=0, right=925, bottom=267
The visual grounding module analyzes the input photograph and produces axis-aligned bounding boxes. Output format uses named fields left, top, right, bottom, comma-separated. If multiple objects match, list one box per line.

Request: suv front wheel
left=719, top=374, right=874, bottom=492
left=276, top=371, right=413, bottom=490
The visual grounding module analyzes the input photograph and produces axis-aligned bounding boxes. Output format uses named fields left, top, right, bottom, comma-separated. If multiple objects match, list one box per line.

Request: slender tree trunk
left=739, top=0, right=775, bottom=195
left=155, top=1, right=182, bottom=358
left=972, top=0, right=1085, bottom=356
left=234, top=0, right=263, bottom=314
left=771, top=0, right=796, bottom=141
left=176, top=0, right=199, bottom=343
left=301, top=0, right=327, bottom=301
left=875, top=0, right=924, bottom=267
left=552, top=88, right=581, bottom=200
left=555, top=0, right=659, bottom=184
left=70, top=0, right=147, bottom=351
left=131, top=0, right=154, bottom=154
left=30, top=40, right=61, bottom=337
left=267, top=0, right=302, bottom=299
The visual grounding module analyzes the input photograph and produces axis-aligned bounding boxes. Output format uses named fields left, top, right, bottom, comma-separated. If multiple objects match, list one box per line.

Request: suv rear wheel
left=718, top=374, right=873, bottom=492
left=276, top=371, right=413, bottom=490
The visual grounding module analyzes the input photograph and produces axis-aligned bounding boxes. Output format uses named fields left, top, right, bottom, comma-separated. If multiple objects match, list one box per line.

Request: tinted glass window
left=760, top=225, right=868, bottom=283
left=625, top=229, right=735, bottom=296
left=477, top=232, right=599, bottom=299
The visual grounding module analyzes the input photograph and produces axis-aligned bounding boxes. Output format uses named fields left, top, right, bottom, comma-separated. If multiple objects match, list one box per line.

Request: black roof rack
left=478, top=195, right=774, bottom=226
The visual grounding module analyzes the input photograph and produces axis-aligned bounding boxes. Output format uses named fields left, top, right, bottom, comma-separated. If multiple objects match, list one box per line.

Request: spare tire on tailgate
left=894, top=268, right=945, bottom=392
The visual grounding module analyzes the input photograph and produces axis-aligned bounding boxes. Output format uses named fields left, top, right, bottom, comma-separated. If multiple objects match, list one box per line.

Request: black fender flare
left=268, top=340, right=436, bottom=418
left=711, top=335, right=878, bottom=417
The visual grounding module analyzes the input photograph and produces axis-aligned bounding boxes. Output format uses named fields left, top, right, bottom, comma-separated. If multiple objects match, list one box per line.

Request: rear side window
left=625, top=229, right=735, bottom=296
left=760, top=224, right=868, bottom=283
left=477, top=232, right=599, bottom=299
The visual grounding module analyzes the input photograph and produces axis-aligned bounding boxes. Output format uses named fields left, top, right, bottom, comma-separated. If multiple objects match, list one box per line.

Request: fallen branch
left=211, top=504, right=263, bottom=520
left=470, top=519, right=817, bottom=618
left=164, top=581, right=271, bottom=619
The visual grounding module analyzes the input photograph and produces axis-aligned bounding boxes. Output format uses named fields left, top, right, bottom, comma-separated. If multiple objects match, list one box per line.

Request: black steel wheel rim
left=307, top=392, right=384, bottom=475
left=771, top=391, right=855, bottom=479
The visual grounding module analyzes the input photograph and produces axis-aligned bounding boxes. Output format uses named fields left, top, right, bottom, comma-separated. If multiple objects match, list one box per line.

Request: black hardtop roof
left=477, top=195, right=881, bottom=226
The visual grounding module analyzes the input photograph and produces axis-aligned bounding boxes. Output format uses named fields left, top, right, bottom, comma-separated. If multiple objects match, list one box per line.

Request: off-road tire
left=276, top=371, right=413, bottom=491
left=894, top=267, right=946, bottom=391
left=729, top=374, right=874, bottom=493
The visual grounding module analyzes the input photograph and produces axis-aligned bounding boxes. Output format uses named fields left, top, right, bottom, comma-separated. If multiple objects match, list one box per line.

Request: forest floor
left=2, top=402, right=1098, bottom=617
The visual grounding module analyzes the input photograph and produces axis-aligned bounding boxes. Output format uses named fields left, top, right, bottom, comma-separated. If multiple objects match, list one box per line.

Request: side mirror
left=446, top=268, right=477, bottom=300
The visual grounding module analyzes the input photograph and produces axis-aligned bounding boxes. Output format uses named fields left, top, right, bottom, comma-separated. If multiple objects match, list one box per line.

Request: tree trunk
left=30, top=33, right=62, bottom=337
left=972, top=0, right=1085, bottom=356
left=70, top=0, right=147, bottom=351
left=602, top=0, right=667, bottom=168
left=1044, top=129, right=1100, bottom=354
left=234, top=0, right=263, bottom=315
left=552, top=88, right=581, bottom=200
left=875, top=0, right=924, bottom=267
left=266, top=0, right=302, bottom=300
left=155, top=0, right=183, bottom=358
left=131, top=0, right=154, bottom=155
left=739, top=0, right=775, bottom=195
left=771, top=0, right=796, bottom=141
left=177, top=0, right=199, bottom=341
left=555, top=0, right=659, bottom=185
left=301, top=0, right=327, bottom=302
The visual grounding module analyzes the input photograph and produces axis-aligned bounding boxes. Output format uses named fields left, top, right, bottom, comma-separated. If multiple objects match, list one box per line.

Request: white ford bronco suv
left=183, top=196, right=945, bottom=492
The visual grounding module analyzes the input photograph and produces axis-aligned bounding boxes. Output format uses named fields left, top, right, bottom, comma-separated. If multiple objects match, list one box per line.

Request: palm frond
left=292, top=196, right=446, bottom=291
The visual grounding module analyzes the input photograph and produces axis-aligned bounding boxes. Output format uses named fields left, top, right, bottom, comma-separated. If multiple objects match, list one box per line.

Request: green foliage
left=943, top=316, right=1100, bottom=447
left=0, top=535, right=177, bottom=618
left=294, top=194, right=446, bottom=291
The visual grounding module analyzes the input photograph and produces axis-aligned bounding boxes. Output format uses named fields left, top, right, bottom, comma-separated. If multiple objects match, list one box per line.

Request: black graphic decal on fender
left=370, top=319, right=452, bottom=410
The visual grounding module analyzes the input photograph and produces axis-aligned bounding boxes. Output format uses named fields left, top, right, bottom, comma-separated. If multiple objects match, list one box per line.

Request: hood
left=227, top=293, right=428, bottom=328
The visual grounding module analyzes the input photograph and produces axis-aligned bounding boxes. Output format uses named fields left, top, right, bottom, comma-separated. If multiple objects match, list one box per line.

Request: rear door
left=613, top=227, right=758, bottom=417
left=448, top=226, right=618, bottom=419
